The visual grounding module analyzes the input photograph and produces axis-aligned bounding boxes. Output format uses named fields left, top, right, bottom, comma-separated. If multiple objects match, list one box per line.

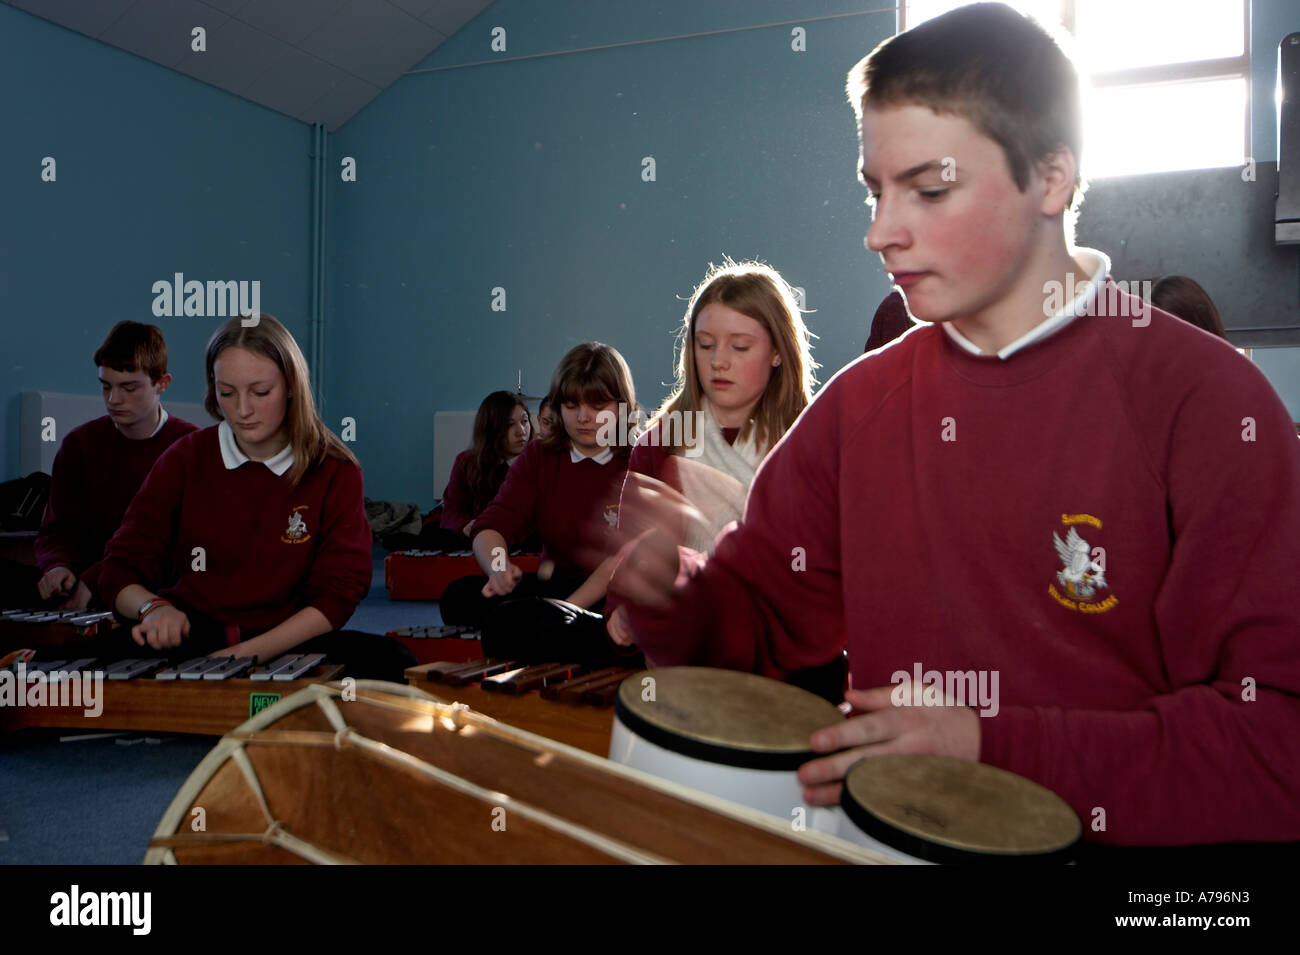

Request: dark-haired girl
left=440, top=343, right=641, bottom=667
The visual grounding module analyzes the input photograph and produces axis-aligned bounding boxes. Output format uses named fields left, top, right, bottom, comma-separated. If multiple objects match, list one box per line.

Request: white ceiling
left=2, top=0, right=496, bottom=130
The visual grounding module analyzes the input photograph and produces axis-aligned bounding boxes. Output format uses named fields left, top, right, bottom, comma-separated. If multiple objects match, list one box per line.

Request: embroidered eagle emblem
left=285, top=512, right=307, bottom=540
left=1053, top=526, right=1107, bottom=600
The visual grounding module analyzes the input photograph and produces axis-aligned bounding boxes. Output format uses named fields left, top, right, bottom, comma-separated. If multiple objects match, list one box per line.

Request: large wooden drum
left=144, top=679, right=892, bottom=864
left=608, top=667, right=847, bottom=838
left=837, top=754, right=1083, bottom=864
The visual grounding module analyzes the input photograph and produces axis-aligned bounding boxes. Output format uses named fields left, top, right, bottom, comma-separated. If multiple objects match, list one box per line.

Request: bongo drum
left=838, top=754, right=1082, bottom=864
left=144, top=679, right=893, bottom=864
left=609, top=667, right=845, bottom=837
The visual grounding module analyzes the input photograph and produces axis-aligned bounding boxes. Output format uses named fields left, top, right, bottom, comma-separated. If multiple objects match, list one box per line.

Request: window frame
left=899, top=0, right=1252, bottom=171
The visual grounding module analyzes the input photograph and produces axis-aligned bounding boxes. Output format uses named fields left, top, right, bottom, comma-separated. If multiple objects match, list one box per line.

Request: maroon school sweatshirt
left=98, top=426, right=371, bottom=632
left=474, top=440, right=627, bottom=577
left=36, top=413, right=198, bottom=596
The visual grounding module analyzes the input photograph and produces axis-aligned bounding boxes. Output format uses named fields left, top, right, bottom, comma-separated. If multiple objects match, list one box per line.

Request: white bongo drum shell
left=609, top=667, right=845, bottom=837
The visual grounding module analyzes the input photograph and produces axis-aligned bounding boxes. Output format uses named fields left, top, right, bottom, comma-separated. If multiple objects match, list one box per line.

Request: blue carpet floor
left=0, top=546, right=442, bottom=865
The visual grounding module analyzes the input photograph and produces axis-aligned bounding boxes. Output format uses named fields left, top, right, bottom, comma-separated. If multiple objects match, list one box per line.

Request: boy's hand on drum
left=132, top=605, right=191, bottom=650
left=798, top=687, right=981, bottom=805
left=482, top=562, right=523, bottom=597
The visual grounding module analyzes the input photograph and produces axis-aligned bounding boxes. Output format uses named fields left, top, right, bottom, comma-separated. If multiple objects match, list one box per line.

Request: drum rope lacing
left=142, top=740, right=360, bottom=864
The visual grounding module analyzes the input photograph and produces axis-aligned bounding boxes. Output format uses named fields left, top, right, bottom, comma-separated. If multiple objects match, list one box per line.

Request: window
left=900, top=1, right=1250, bottom=177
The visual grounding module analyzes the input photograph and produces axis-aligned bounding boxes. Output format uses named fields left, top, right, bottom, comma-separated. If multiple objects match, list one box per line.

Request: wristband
left=138, top=598, right=171, bottom=620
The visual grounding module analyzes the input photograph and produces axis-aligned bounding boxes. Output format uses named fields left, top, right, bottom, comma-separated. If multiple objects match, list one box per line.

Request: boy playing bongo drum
left=610, top=3, right=1300, bottom=848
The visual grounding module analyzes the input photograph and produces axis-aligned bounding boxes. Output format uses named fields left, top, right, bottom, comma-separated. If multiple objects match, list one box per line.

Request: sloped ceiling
left=2, top=0, right=494, bottom=130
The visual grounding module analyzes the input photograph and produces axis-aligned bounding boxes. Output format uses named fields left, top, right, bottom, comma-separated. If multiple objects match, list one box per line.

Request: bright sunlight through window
left=901, top=1, right=1249, bottom=179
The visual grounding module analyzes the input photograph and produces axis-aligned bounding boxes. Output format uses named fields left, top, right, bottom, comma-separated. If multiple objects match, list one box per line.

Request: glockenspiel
left=0, top=652, right=343, bottom=735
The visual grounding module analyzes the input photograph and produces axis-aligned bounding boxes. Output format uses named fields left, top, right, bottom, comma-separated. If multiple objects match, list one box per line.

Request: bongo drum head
left=841, top=755, right=1081, bottom=863
left=614, top=667, right=843, bottom=770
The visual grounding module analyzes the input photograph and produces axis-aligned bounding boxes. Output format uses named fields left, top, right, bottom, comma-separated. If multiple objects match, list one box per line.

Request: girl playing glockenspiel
left=97, top=314, right=414, bottom=681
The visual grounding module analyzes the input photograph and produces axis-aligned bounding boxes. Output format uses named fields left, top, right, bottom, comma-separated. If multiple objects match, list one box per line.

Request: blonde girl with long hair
left=606, top=260, right=816, bottom=648
left=632, top=259, right=815, bottom=550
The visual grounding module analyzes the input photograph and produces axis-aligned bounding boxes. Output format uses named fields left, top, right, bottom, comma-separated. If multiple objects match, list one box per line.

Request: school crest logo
left=281, top=505, right=312, bottom=544
left=1048, top=513, right=1117, bottom=614
left=603, top=503, right=619, bottom=530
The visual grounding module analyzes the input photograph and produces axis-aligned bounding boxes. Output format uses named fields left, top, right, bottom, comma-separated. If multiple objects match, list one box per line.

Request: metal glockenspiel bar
left=49, top=658, right=99, bottom=681
left=154, top=657, right=208, bottom=681
left=25, top=659, right=70, bottom=674
left=269, top=653, right=328, bottom=682
left=180, top=657, right=231, bottom=680
left=203, top=657, right=254, bottom=680
left=249, top=654, right=301, bottom=681
left=105, top=658, right=165, bottom=681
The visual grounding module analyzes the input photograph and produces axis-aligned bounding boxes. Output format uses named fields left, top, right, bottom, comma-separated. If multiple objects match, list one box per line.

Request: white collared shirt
left=147, top=406, right=169, bottom=438
left=218, top=419, right=294, bottom=476
left=570, top=446, right=615, bottom=465
left=942, top=247, right=1112, bottom=360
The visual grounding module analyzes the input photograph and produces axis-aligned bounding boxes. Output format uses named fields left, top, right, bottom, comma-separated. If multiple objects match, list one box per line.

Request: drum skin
left=838, top=754, right=1083, bottom=864
left=144, top=680, right=894, bottom=865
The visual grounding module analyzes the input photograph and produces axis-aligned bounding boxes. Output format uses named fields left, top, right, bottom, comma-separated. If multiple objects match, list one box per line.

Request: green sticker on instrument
left=249, top=692, right=281, bottom=717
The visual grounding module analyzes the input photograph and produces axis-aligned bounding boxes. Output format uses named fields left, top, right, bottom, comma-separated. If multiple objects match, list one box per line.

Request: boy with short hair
left=612, top=3, right=1300, bottom=847
left=33, top=321, right=197, bottom=608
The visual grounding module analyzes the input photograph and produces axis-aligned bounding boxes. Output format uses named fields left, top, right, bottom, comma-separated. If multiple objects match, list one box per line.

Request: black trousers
left=483, top=596, right=645, bottom=670
left=440, top=571, right=582, bottom=628
left=440, top=572, right=643, bottom=670
left=0, top=558, right=44, bottom=610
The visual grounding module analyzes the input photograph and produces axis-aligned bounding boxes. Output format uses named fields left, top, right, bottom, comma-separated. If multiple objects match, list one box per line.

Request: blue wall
left=326, top=0, right=899, bottom=503
left=0, top=3, right=315, bottom=478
